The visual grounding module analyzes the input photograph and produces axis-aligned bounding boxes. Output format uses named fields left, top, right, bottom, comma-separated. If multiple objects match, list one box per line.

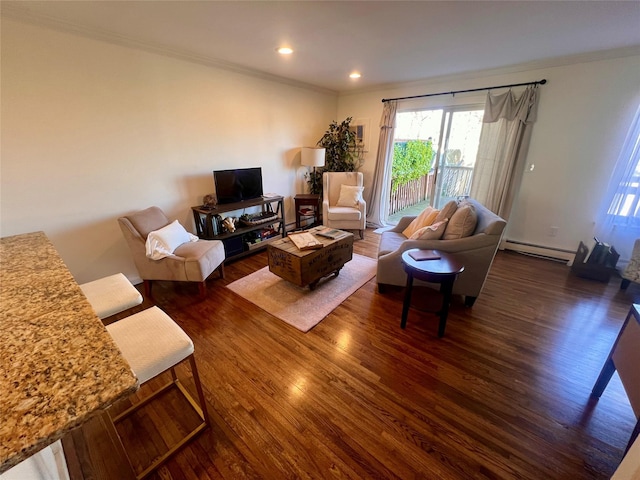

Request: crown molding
left=339, top=45, right=640, bottom=97
left=1, top=3, right=338, bottom=96
left=4, top=3, right=638, bottom=99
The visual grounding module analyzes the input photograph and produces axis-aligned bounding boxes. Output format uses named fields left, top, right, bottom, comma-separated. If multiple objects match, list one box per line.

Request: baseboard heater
left=502, top=239, right=576, bottom=264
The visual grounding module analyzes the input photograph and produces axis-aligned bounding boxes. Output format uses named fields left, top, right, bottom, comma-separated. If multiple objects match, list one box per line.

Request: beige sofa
left=376, top=198, right=506, bottom=306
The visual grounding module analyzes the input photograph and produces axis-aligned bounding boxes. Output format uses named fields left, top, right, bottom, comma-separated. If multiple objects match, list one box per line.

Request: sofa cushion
left=327, top=206, right=362, bottom=221
left=378, top=230, right=408, bottom=257
left=410, top=219, right=448, bottom=240
left=402, top=206, right=439, bottom=238
left=442, top=203, right=477, bottom=240
left=435, top=200, right=458, bottom=224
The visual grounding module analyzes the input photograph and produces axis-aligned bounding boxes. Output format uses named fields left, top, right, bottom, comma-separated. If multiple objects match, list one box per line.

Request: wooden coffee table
left=401, top=249, right=464, bottom=337
left=267, top=226, right=354, bottom=290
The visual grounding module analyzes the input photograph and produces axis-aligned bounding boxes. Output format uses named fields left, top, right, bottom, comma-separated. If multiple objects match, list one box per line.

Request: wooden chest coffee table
left=267, top=226, right=354, bottom=289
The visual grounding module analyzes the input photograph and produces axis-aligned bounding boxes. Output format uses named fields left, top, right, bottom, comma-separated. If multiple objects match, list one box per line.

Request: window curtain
left=470, top=86, right=539, bottom=219
left=594, top=104, right=640, bottom=266
left=366, top=100, right=397, bottom=228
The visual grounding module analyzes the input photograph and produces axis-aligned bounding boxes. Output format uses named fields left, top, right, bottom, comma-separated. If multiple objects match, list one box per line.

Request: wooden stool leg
left=143, top=280, right=152, bottom=298
left=591, top=358, right=616, bottom=398
left=101, top=412, right=136, bottom=480
left=625, top=418, right=640, bottom=455
left=189, top=355, right=210, bottom=425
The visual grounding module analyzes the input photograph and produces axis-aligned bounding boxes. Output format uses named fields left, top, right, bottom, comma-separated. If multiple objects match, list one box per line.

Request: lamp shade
left=301, top=147, right=325, bottom=167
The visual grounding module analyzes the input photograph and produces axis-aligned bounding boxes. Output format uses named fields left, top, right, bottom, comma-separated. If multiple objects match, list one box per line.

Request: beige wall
left=3, top=17, right=640, bottom=285
left=338, top=53, right=640, bottom=256
left=1, top=18, right=337, bottom=283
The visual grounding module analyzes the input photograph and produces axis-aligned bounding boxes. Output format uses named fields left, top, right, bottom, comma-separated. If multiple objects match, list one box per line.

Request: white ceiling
left=3, top=1, right=640, bottom=93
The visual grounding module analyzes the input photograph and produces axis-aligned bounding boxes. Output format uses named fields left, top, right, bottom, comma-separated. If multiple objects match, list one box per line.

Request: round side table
left=401, top=249, right=464, bottom=337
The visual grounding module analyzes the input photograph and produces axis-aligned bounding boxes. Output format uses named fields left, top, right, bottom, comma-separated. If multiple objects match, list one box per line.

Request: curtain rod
left=381, top=79, right=547, bottom=103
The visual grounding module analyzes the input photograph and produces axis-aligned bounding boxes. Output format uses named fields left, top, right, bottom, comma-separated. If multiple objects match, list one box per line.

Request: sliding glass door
left=391, top=105, right=483, bottom=216
left=433, top=107, right=484, bottom=207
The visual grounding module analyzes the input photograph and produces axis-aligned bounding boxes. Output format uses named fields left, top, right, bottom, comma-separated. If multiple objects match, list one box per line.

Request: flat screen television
left=213, top=167, right=263, bottom=204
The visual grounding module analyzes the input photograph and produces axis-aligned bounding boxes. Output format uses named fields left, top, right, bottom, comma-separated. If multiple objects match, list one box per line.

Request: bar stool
left=80, top=273, right=143, bottom=320
left=105, top=306, right=209, bottom=479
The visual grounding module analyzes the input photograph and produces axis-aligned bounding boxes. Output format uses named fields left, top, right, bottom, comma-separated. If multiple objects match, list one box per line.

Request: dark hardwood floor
left=75, top=230, right=638, bottom=479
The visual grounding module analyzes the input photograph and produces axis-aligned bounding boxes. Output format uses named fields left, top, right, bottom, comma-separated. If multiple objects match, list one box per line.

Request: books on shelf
left=288, top=232, right=323, bottom=251
left=408, top=249, right=441, bottom=261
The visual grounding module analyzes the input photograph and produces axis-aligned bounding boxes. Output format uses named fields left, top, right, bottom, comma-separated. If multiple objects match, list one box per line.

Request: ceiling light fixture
left=349, top=72, right=362, bottom=79
left=277, top=47, right=293, bottom=55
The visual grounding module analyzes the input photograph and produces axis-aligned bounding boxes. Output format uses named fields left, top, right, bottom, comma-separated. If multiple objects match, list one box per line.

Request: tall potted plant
left=306, top=117, right=364, bottom=195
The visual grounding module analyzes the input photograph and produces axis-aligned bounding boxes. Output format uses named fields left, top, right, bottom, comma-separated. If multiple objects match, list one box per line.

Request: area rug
left=226, top=253, right=377, bottom=332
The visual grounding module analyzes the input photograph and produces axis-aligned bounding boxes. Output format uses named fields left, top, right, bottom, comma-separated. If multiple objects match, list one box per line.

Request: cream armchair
left=118, top=206, right=225, bottom=297
left=376, top=198, right=506, bottom=307
left=322, top=172, right=366, bottom=239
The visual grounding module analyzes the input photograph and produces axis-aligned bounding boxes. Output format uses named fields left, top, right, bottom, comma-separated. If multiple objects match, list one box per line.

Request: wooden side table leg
left=401, top=273, right=414, bottom=329
left=438, top=277, right=455, bottom=338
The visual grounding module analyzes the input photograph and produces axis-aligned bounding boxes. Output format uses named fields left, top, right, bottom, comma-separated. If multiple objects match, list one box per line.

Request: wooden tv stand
left=191, top=195, right=285, bottom=262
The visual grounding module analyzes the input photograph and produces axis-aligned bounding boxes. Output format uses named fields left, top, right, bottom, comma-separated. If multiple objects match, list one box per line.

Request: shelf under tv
left=191, top=195, right=285, bottom=262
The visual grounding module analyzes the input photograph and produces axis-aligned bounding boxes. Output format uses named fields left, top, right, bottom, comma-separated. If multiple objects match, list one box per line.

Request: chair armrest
left=357, top=200, right=366, bottom=218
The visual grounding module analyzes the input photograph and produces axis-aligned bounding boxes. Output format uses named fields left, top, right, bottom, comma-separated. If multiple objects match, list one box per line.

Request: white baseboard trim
left=502, top=239, right=576, bottom=264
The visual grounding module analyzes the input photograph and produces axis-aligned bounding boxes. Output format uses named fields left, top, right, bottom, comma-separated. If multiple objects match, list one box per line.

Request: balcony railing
left=439, top=165, right=474, bottom=198
left=388, top=166, right=474, bottom=215
left=389, top=173, right=433, bottom=215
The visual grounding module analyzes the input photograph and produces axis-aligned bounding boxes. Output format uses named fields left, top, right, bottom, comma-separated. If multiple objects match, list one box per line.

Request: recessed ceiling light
left=277, top=47, right=293, bottom=55
left=349, top=72, right=362, bottom=79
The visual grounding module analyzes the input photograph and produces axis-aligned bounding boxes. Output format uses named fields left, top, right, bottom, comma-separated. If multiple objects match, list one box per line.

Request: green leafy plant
left=391, top=139, right=434, bottom=192
left=306, top=170, right=323, bottom=195
left=317, top=117, right=364, bottom=172
left=306, top=117, right=364, bottom=195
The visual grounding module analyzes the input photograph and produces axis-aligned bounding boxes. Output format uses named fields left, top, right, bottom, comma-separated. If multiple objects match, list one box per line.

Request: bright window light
left=277, top=47, right=293, bottom=55
left=349, top=72, right=362, bottom=79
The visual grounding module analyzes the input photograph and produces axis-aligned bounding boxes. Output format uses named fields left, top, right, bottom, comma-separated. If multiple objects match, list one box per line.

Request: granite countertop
left=0, top=231, right=139, bottom=473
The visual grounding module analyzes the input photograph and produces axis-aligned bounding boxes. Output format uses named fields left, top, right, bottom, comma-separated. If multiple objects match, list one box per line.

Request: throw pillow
left=442, top=203, right=477, bottom=240
left=410, top=219, right=449, bottom=240
left=336, top=185, right=364, bottom=207
left=145, top=220, right=198, bottom=260
left=435, top=200, right=458, bottom=224
left=402, top=206, right=440, bottom=238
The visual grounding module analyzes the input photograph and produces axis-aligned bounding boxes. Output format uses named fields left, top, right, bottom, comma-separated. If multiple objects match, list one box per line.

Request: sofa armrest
left=378, top=233, right=499, bottom=262
left=390, top=216, right=416, bottom=233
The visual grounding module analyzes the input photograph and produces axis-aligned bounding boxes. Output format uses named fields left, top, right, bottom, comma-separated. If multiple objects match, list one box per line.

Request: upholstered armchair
left=322, top=172, right=366, bottom=239
left=118, top=206, right=225, bottom=297
left=621, top=239, right=640, bottom=290
left=376, top=198, right=506, bottom=307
